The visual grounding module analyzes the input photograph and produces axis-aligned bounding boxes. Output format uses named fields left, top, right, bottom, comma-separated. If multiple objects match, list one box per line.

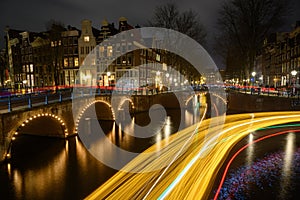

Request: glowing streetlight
left=291, top=70, right=297, bottom=76
left=291, top=70, right=297, bottom=96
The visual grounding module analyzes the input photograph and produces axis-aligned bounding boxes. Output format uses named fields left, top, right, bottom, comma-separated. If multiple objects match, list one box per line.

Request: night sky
left=0, top=0, right=299, bottom=66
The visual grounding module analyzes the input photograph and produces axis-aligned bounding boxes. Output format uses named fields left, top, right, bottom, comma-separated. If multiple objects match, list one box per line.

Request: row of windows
left=22, top=64, right=34, bottom=73
left=116, top=56, right=132, bottom=65
left=116, top=70, right=139, bottom=78
left=63, top=37, right=78, bottom=46
left=51, top=40, right=62, bottom=47
left=64, top=57, right=79, bottom=67
left=64, top=47, right=79, bottom=55
left=22, top=55, right=33, bottom=62
left=34, top=56, right=49, bottom=63
left=21, top=47, right=32, bottom=54
left=80, top=46, right=95, bottom=55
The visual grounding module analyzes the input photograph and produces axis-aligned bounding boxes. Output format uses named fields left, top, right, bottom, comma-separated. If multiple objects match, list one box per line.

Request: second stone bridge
left=0, top=91, right=203, bottom=162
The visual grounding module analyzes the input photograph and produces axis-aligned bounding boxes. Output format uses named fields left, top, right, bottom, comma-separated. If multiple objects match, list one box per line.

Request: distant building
left=4, top=17, right=199, bottom=90
left=78, top=19, right=97, bottom=86
left=5, top=27, right=23, bottom=88
left=61, top=26, right=80, bottom=86
left=31, top=34, right=52, bottom=87
left=257, top=21, right=300, bottom=88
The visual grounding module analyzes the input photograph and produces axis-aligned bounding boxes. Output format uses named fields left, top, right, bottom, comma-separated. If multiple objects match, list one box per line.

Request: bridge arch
left=118, top=98, right=135, bottom=111
left=5, top=113, right=68, bottom=160
left=74, top=100, right=115, bottom=134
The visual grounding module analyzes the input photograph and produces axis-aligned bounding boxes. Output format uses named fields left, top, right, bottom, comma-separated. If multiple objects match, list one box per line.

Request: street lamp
left=251, top=72, right=256, bottom=94
left=291, top=70, right=297, bottom=96
left=107, top=72, right=111, bottom=87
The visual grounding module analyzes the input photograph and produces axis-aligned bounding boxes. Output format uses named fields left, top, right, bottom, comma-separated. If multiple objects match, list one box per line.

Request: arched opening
left=74, top=100, right=115, bottom=134
left=5, top=113, right=67, bottom=160
left=18, top=116, right=66, bottom=137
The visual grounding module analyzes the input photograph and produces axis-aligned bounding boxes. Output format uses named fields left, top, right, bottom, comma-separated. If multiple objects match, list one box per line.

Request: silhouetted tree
left=149, top=3, right=206, bottom=45
left=216, top=0, right=291, bottom=78
left=148, top=3, right=205, bottom=81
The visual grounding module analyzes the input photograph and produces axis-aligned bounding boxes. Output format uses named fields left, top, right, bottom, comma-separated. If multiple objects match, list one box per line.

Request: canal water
left=0, top=108, right=201, bottom=200
left=2, top=107, right=300, bottom=200
left=210, top=124, right=300, bottom=200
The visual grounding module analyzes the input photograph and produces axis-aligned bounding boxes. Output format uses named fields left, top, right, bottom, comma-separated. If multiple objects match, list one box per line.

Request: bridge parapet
left=0, top=91, right=204, bottom=162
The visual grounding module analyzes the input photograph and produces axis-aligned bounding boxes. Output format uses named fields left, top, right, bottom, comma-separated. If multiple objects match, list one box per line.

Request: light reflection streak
left=246, top=133, right=254, bottom=167
left=7, top=163, right=11, bottom=176
left=279, top=132, right=295, bottom=199
left=164, top=116, right=171, bottom=144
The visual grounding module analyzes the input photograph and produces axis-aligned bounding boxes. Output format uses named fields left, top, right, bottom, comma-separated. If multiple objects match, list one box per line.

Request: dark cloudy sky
left=1, top=0, right=299, bottom=65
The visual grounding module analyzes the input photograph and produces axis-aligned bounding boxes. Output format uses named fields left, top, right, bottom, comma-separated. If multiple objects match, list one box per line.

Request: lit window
left=107, top=46, right=113, bottom=57
left=64, top=58, right=68, bottom=67
left=99, top=46, right=104, bottom=57
left=30, top=64, right=33, bottom=73
left=74, top=58, right=79, bottom=67
left=84, top=36, right=90, bottom=42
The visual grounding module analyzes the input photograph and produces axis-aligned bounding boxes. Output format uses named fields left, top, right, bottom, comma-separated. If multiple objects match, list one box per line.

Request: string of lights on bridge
left=6, top=113, right=68, bottom=160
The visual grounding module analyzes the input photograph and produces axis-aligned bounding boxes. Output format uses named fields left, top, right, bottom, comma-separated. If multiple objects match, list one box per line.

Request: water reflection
left=246, top=133, right=254, bottom=167
left=0, top=107, right=201, bottom=200
left=279, top=132, right=296, bottom=200
left=212, top=129, right=300, bottom=200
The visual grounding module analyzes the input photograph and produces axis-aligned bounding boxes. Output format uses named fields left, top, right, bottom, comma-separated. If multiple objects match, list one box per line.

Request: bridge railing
left=0, top=86, right=204, bottom=114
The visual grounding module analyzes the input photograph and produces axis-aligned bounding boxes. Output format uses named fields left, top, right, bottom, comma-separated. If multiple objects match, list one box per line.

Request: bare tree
left=148, top=3, right=205, bottom=82
left=216, top=0, right=291, bottom=78
left=149, top=3, right=207, bottom=45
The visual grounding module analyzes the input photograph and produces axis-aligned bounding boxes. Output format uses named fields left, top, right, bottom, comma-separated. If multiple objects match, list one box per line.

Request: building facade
left=4, top=17, right=199, bottom=91
left=256, top=21, right=300, bottom=88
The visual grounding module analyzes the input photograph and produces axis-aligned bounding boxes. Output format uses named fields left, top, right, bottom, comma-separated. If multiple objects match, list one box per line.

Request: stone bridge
left=0, top=91, right=204, bottom=162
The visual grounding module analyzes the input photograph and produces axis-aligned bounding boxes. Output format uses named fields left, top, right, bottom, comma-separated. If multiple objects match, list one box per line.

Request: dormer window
left=84, top=36, right=90, bottom=42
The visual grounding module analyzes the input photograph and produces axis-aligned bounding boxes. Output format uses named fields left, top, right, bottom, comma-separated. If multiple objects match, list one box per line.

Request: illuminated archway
left=74, top=100, right=115, bottom=134
left=5, top=113, right=68, bottom=160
